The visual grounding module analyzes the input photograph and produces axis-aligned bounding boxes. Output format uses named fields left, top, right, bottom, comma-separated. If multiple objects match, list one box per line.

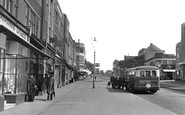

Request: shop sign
left=95, top=63, right=100, bottom=67
left=0, top=14, right=29, bottom=42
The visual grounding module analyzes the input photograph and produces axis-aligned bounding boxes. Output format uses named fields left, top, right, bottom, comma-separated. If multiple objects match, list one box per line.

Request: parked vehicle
left=124, top=66, right=160, bottom=93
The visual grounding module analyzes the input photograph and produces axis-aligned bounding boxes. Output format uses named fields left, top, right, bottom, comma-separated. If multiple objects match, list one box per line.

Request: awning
left=178, top=62, right=185, bottom=65
left=77, top=69, right=92, bottom=74
left=0, top=25, right=51, bottom=59
left=163, top=69, right=175, bottom=72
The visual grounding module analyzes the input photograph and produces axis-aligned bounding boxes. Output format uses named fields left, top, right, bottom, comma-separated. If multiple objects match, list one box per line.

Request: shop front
left=55, top=52, right=66, bottom=88
left=175, top=65, right=182, bottom=81
left=0, top=11, right=50, bottom=106
left=177, top=62, right=185, bottom=81
left=0, top=33, right=6, bottom=111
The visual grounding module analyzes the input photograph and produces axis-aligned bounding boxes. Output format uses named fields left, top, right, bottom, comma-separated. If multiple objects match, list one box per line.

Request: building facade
left=0, top=0, right=76, bottom=110
left=145, top=53, right=176, bottom=80
left=175, top=23, right=185, bottom=81
left=144, top=43, right=175, bottom=80
left=0, top=0, right=52, bottom=108
left=118, top=43, right=175, bottom=80
left=75, top=40, right=86, bottom=80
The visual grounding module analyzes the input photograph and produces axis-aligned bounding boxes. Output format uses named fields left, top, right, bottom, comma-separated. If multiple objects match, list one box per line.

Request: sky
left=59, top=0, right=184, bottom=72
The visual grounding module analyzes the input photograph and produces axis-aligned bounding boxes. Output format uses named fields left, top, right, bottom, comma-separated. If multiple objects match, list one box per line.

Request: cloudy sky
left=59, top=0, right=184, bottom=71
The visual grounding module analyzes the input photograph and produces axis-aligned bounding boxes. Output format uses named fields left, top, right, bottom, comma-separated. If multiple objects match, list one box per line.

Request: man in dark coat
left=45, top=72, right=55, bottom=100
left=27, top=74, right=36, bottom=102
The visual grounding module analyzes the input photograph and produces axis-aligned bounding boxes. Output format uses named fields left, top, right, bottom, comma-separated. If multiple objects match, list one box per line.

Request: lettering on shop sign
left=0, top=14, right=28, bottom=42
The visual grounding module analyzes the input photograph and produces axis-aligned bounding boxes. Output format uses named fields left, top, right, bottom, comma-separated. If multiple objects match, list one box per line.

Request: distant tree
left=85, top=59, right=94, bottom=73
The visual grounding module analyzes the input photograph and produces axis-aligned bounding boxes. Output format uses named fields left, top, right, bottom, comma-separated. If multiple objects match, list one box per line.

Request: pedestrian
left=45, top=72, right=55, bottom=100
left=27, top=73, right=36, bottom=102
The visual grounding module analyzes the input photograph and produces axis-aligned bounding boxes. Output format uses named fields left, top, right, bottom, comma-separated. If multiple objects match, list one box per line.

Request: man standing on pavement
left=27, top=73, right=36, bottom=102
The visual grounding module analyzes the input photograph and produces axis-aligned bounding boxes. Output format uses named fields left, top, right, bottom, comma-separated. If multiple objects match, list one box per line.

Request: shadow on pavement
left=35, top=98, right=48, bottom=101
left=106, top=87, right=129, bottom=93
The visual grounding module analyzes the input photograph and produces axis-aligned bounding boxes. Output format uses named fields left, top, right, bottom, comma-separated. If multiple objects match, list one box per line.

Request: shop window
left=0, top=49, right=5, bottom=95
left=4, top=54, right=16, bottom=94
left=4, top=54, right=29, bottom=94
left=17, top=55, right=29, bottom=93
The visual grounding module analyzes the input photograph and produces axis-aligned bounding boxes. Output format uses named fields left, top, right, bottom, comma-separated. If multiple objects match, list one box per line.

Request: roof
left=126, top=66, right=159, bottom=71
left=147, top=43, right=162, bottom=51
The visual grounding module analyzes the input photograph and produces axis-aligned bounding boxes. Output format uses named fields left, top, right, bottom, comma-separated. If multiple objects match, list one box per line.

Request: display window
left=0, top=49, right=5, bottom=95
left=4, top=54, right=29, bottom=94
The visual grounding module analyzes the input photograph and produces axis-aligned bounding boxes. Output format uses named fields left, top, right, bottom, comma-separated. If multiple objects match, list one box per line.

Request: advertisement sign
left=0, top=14, right=29, bottom=42
left=95, top=63, right=100, bottom=67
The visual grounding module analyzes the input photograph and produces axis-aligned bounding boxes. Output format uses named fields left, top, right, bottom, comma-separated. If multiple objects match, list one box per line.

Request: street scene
left=1, top=74, right=185, bottom=115
left=1, top=0, right=185, bottom=115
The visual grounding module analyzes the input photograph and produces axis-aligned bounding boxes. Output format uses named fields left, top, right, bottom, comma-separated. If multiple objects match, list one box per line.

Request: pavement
left=160, top=80, right=185, bottom=92
left=1, top=78, right=185, bottom=114
left=1, top=81, right=79, bottom=115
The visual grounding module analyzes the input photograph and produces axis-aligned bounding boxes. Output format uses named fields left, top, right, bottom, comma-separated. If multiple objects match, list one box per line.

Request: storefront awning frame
left=0, top=25, right=51, bottom=59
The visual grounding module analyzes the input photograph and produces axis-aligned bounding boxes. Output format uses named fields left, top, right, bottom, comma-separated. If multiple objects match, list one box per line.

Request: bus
left=124, top=66, right=160, bottom=93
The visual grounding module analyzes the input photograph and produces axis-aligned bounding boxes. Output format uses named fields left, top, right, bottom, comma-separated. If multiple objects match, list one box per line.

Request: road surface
left=1, top=74, right=185, bottom=115
left=39, top=75, right=184, bottom=115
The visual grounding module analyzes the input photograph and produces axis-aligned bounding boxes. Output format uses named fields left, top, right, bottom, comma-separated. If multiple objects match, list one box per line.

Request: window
left=15, top=0, right=19, bottom=18
left=3, top=0, right=6, bottom=8
left=25, top=4, right=40, bottom=37
left=177, top=53, right=179, bottom=59
left=150, top=61, right=155, bottom=66
left=30, top=11, right=36, bottom=34
left=61, top=23, right=64, bottom=33
left=55, top=10, right=59, bottom=24
left=3, top=0, right=13, bottom=14
left=26, top=5, right=30, bottom=26
left=9, top=0, right=13, bottom=14
left=49, top=27, right=51, bottom=38
left=146, top=71, right=151, bottom=76
left=76, top=55, right=79, bottom=62
left=152, top=71, right=156, bottom=77
left=167, top=60, right=172, bottom=64
left=162, top=60, right=167, bottom=64
left=140, top=71, right=144, bottom=77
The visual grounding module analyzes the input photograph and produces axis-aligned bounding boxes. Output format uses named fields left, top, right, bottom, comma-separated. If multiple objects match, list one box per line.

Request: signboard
left=0, top=14, right=29, bottom=42
left=95, top=63, right=100, bottom=67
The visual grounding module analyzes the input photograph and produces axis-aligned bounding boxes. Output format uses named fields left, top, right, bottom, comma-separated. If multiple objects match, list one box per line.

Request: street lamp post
left=91, top=37, right=96, bottom=88
left=93, top=50, right=95, bottom=88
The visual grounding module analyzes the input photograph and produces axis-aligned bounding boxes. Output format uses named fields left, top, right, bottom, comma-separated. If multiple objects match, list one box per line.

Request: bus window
left=146, top=71, right=151, bottom=76
left=152, top=71, right=156, bottom=77
left=140, top=71, right=145, bottom=77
